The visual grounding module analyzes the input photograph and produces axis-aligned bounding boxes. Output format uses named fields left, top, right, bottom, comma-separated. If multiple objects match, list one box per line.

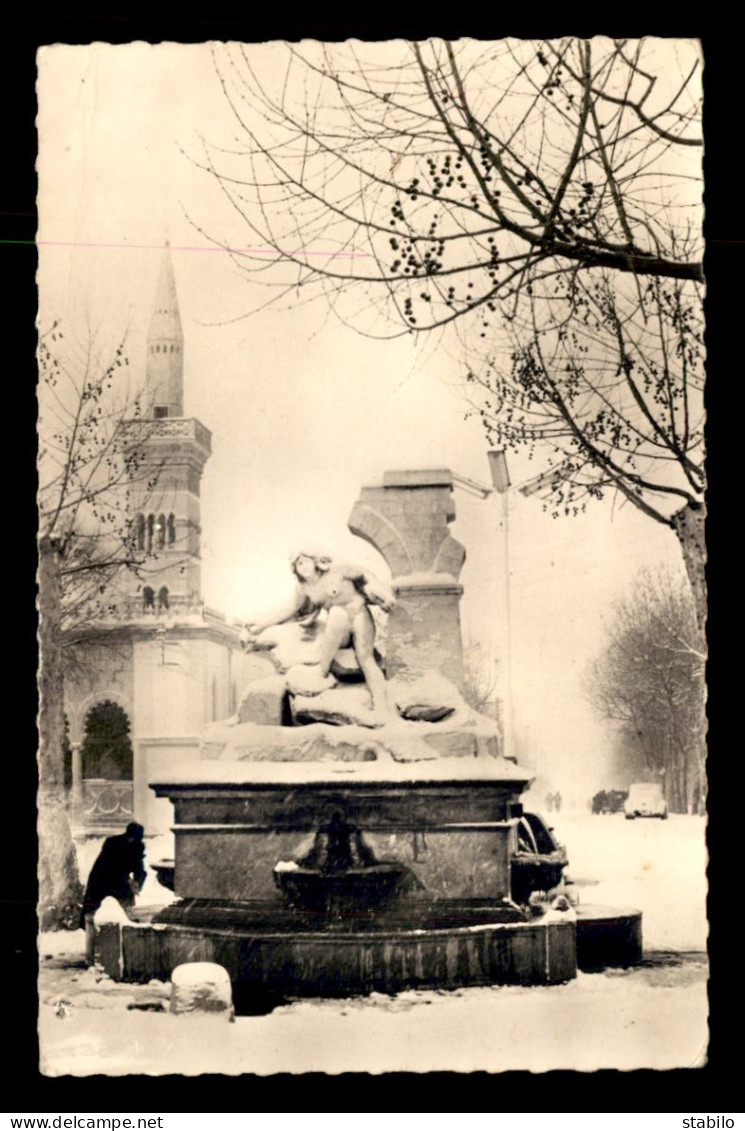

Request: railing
left=119, top=417, right=212, bottom=452
left=76, top=778, right=134, bottom=828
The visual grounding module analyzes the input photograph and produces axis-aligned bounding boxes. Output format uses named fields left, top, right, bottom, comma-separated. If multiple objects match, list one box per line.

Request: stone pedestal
left=143, top=758, right=581, bottom=1002
left=151, top=756, right=531, bottom=903
left=349, top=469, right=466, bottom=689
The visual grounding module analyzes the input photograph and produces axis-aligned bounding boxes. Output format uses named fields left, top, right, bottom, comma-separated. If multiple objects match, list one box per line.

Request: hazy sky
left=36, top=41, right=687, bottom=800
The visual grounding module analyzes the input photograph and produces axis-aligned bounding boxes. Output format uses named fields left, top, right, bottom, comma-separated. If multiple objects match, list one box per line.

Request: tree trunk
left=670, top=502, right=707, bottom=815
left=671, top=500, right=707, bottom=634
left=38, top=536, right=83, bottom=930
left=693, top=745, right=707, bottom=815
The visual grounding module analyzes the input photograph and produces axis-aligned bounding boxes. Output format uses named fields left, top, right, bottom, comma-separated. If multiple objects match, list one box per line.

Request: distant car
left=511, top=812, right=569, bottom=904
left=623, top=782, right=668, bottom=820
left=591, top=789, right=628, bottom=815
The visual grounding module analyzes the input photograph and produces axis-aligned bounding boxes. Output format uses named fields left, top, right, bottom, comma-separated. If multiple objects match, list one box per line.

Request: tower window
left=136, top=513, right=145, bottom=551
left=167, top=513, right=176, bottom=545
left=147, top=514, right=154, bottom=553
left=154, top=405, right=168, bottom=419
left=143, top=586, right=155, bottom=613
left=157, top=586, right=169, bottom=612
left=157, top=514, right=166, bottom=549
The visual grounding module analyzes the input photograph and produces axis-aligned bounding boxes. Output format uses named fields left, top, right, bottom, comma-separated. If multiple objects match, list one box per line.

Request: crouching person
left=80, top=821, right=147, bottom=965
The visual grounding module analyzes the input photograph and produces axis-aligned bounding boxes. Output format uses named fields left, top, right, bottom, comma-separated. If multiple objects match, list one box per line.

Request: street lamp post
left=486, top=452, right=515, bottom=763
left=452, top=451, right=550, bottom=768
left=451, top=452, right=514, bottom=760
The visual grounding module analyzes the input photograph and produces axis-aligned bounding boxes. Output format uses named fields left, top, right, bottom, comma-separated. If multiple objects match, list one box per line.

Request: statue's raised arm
left=244, top=586, right=309, bottom=637
left=336, top=561, right=395, bottom=614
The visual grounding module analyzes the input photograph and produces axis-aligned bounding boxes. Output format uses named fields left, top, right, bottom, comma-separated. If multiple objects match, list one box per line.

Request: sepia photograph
left=34, top=33, right=708, bottom=1077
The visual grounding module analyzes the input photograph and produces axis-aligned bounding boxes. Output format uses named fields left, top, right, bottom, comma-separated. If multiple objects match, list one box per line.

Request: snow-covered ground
left=38, top=813, right=708, bottom=1076
left=560, top=812, right=708, bottom=952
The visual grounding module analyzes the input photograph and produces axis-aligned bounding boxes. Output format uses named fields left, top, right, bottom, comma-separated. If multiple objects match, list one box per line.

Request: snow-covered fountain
left=96, top=469, right=640, bottom=1011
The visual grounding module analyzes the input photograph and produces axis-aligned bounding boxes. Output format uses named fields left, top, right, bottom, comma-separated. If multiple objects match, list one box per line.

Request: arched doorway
left=78, top=700, right=135, bottom=830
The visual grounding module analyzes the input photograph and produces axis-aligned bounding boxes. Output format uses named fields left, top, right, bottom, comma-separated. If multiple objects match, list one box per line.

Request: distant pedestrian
left=554, top=791, right=562, bottom=813
left=80, top=822, right=147, bottom=964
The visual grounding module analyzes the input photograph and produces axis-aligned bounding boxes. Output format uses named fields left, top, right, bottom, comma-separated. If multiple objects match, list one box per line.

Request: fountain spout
left=273, top=810, right=413, bottom=917
left=297, top=811, right=378, bottom=872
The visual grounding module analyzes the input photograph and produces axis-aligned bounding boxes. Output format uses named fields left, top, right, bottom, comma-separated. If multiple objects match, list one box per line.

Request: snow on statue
left=240, top=545, right=395, bottom=720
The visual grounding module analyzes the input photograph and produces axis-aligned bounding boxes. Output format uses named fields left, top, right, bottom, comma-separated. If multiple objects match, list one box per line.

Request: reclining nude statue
left=241, top=546, right=395, bottom=718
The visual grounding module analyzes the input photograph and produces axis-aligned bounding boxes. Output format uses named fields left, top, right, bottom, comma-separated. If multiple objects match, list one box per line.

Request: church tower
left=66, top=246, right=254, bottom=839
left=146, top=242, right=184, bottom=418
left=122, top=244, right=212, bottom=613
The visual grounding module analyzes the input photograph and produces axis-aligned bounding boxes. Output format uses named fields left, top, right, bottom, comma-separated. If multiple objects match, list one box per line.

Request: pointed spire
left=146, top=242, right=184, bottom=417
left=148, top=241, right=183, bottom=340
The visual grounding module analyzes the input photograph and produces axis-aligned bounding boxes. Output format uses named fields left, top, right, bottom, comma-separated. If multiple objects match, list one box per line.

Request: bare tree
left=37, top=322, right=164, bottom=929
left=469, top=268, right=704, bottom=626
left=462, top=641, right=500, bottom=718
left=194, top=37, right=704, bottom=620
left=586, top=565, right=706, bottom=813
left=198, top=39, right=701, bottom=310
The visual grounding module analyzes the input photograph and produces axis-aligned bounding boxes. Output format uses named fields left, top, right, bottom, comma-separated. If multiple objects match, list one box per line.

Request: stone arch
left=70, top=689, right=131, bottom=746
left=432, top=534, right=466, bottom=580
left=347, top=502, right=414, bottom=577
left=80, top=699, right=134, bottom=781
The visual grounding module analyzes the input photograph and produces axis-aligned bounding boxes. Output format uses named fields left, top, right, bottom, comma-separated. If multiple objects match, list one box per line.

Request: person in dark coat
left=80, top=822, right=147, bottom=960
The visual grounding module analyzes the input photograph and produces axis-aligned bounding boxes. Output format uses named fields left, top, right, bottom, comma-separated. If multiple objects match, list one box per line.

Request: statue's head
left=289, top=545, right=333, bottom=580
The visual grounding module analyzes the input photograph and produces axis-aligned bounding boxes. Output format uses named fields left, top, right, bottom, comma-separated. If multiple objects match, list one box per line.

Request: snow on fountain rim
left=150, top=752, right=531, bottom=789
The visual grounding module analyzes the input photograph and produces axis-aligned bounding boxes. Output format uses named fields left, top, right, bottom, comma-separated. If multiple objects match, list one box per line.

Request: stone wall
left=349, top=469, right=467, bottom=689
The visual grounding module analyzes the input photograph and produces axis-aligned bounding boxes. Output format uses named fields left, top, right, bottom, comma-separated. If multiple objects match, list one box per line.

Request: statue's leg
left=351, top=608, right=392, bottom=716
left=317, top=607, right=352, bottom=676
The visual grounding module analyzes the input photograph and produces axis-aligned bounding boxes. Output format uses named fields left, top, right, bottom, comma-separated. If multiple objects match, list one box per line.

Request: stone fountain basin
left=273, top=862, right=412, bottom=914
left=110, top=896, right=576, bottom=1005
left=97, top=898, right=640, bottom=1004
left=151, top=859, right=176, bottom=892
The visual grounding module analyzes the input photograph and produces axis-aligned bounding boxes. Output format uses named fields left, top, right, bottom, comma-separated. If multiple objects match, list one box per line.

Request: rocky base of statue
left=291, top=669, right=465, bottom=728
left=214, top=617, right=505, bottom=758
left=233, top=618, right=393, bottom=721
left=203, top=668, right=504, bottom=764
